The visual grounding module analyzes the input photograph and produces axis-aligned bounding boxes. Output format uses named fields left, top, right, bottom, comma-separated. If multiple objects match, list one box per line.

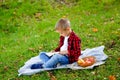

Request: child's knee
left=39, top=52, right=47, bottom=58
left=39, top=52, right=46, bottom=55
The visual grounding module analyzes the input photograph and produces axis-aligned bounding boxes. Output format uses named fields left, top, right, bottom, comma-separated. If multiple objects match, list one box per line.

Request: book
left=45, top=52, right=59, bottom=57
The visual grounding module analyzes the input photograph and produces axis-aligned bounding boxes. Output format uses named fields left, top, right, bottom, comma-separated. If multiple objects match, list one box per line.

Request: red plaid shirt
left=54, top=31, right=81, bottom=63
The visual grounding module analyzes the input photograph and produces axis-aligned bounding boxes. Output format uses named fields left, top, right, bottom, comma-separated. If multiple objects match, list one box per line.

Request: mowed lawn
left=0, top=0, right=120, bottom=80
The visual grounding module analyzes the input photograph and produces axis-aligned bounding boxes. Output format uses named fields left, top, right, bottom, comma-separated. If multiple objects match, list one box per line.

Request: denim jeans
left=39, top=52, right=69, bottom=68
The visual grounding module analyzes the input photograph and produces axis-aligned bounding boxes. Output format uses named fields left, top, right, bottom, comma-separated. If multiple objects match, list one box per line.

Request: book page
left=45, top=52, right=59, bottom=57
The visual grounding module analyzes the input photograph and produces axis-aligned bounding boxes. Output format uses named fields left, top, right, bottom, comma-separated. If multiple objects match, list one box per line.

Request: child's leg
left=31, top=52, right=51, bottom=69
left=42, top=53, right=69, bottom=68
left=39, top=52, right=50, bottom=63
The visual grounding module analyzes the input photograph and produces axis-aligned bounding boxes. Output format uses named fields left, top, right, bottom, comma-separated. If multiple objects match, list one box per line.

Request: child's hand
left=50, top=50, right=55, bottom=53
left=59, top=50, right=68, bottom=55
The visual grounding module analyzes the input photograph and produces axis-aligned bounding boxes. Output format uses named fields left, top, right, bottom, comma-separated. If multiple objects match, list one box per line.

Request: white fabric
left=60, top=36, right=69, bottom=51
left=18, top=46, right=108, bottom=76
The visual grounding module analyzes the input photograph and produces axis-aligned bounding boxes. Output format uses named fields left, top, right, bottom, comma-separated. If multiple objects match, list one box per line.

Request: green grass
left=0, top=0, right=120, bottom=80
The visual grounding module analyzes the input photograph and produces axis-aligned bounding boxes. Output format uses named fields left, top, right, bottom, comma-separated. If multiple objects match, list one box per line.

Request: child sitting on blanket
left=31, top=18, right=81, bottom=69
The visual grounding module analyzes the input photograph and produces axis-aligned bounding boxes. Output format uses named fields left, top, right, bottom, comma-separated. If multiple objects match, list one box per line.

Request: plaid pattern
left=55, top=31, right=81, bottom=63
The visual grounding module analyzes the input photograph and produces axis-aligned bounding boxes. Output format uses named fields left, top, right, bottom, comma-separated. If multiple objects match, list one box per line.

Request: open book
left=45, top=52, right=59, bottom=57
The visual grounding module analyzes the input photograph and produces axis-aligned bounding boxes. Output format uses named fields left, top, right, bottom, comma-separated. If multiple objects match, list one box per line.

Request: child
left=31, top=18, right=81, bottom=69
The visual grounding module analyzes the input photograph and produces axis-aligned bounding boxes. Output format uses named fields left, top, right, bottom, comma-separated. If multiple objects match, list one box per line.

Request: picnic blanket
left=18, top=46, right=108, bottom=76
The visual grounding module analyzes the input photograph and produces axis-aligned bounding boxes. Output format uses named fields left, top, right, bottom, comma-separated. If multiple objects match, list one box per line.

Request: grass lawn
left=0, top=0, right=120, bottom=80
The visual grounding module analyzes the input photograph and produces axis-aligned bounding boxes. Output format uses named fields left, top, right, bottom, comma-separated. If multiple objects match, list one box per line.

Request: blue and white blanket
left=18, top=46, right=108, bottom=76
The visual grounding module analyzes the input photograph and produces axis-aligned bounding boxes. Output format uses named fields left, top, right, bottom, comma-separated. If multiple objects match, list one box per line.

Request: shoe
left=31, top=63, right=43, bottom=69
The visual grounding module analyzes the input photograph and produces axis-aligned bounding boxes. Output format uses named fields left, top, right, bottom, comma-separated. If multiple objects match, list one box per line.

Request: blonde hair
left=55, top=18, right=70, bottom=30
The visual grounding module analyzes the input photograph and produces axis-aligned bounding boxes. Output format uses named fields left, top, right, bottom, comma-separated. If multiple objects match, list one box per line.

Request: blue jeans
left=39, top=52, right=69, bottom=68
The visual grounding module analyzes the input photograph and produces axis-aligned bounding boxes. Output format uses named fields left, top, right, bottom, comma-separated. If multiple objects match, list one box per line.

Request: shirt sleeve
left=54, top=36, right=64, bottom=52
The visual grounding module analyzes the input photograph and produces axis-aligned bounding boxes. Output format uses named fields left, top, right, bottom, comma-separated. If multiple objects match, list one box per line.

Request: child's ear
left=66, top=27, right=70, bottom=30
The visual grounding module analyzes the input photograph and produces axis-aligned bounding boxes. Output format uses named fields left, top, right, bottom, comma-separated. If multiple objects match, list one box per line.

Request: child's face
left=56, top=28, right=71, bottom=37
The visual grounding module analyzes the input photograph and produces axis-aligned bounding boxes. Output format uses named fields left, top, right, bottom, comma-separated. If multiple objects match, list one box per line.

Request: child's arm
left=54, top=36, right=64, bottom=52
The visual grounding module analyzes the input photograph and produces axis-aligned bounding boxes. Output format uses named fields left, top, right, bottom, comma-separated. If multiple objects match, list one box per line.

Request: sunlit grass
left=0, top=0, right=120, bottom=80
